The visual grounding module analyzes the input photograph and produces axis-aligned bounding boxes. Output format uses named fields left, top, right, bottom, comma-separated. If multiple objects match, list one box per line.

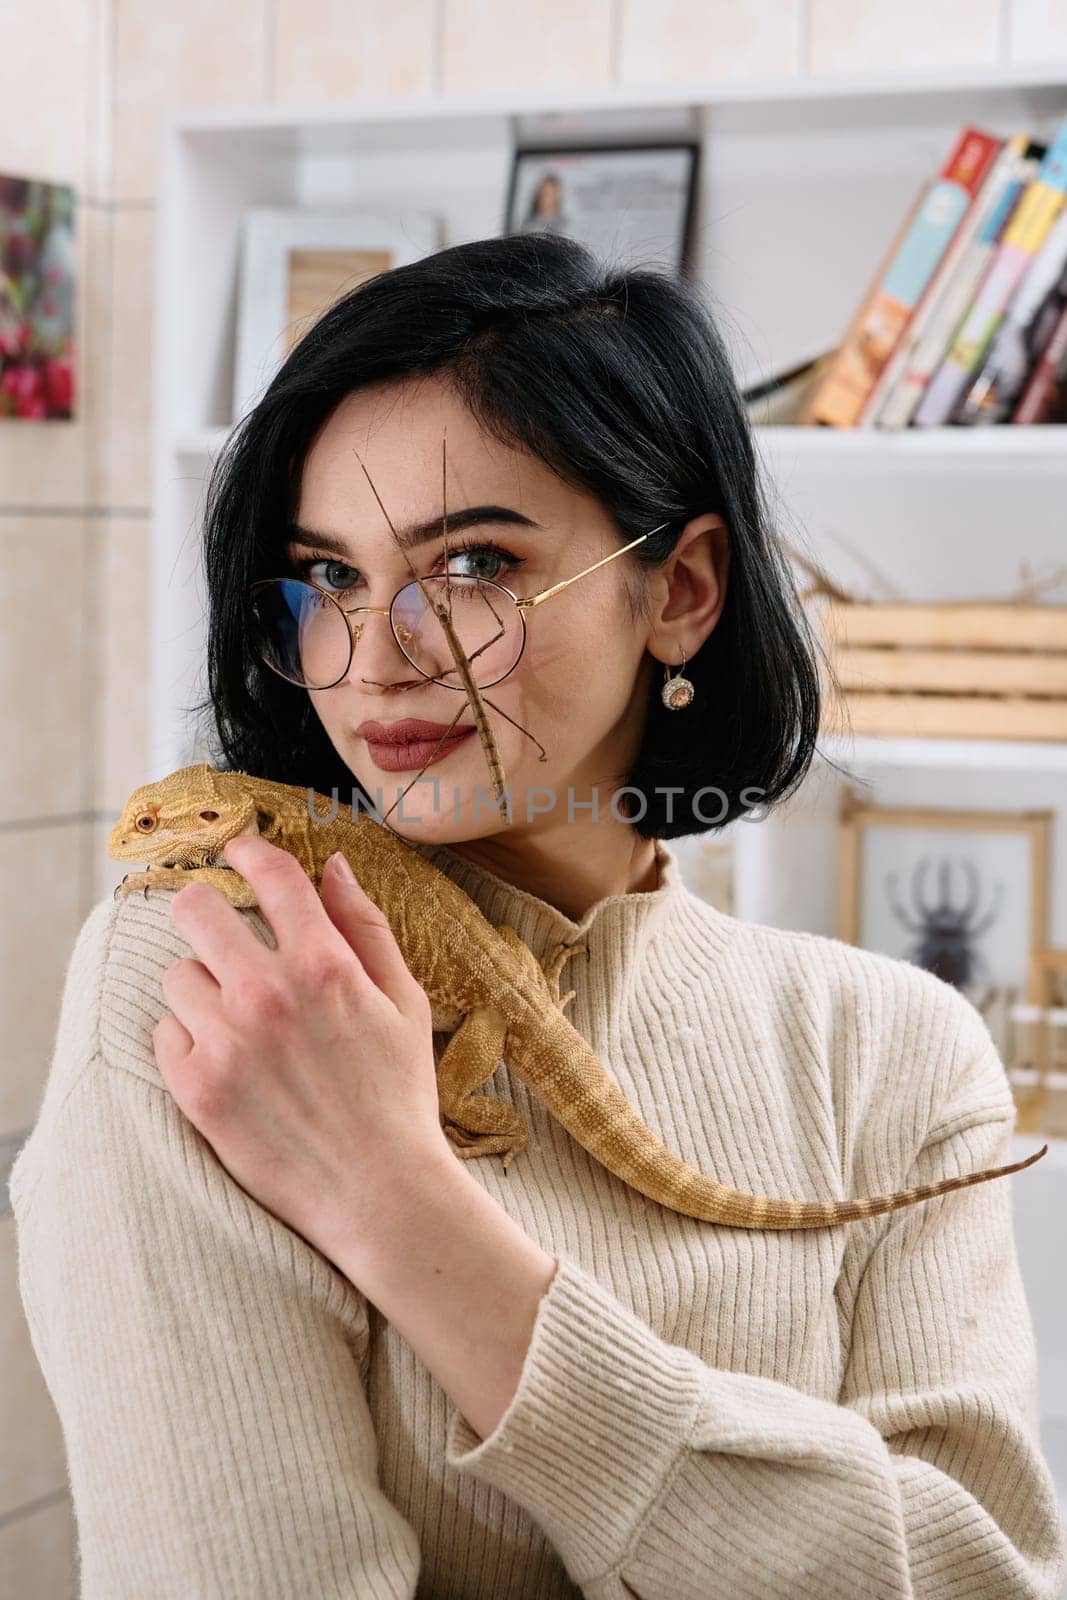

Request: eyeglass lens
left=250, top=576, right=525, bottom=690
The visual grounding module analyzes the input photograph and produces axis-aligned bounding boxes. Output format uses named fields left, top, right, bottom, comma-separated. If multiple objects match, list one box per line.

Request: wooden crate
left=819, top=601, right=1067, bottom=742
left=1011, top=948, right=1067, bottom=1137
left=1010, top=1079, right=1067, bottom=1138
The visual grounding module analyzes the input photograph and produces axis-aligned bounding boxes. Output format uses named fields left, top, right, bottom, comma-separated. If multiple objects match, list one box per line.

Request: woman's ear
left=647, top=512, right=730, bottom=662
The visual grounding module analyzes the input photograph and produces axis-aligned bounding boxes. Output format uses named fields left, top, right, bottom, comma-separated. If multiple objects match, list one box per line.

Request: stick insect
left=352, top=434, right=548, bottom=830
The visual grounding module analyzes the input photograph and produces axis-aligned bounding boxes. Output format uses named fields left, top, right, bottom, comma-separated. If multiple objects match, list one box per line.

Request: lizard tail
left=514, top=1028, right=1048, bottom=1230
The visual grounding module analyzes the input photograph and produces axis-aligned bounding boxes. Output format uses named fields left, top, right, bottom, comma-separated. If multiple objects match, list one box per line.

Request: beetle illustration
left=884, top=855, right=1005, bottom=989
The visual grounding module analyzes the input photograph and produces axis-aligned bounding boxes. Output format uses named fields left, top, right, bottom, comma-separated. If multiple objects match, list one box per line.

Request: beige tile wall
left=2, top=0, right=1065, bottom=1592
left=807, top=0, right=1002, bottom=73
left=1010, top=0, right=1067, bottom=57
left=442, top=0, right=614, bottom=93
left=619, top=0, right=803, bottom=82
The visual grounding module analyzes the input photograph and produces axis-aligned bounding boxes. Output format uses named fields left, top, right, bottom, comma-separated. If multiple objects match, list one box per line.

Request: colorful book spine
left=954, top=205, right=1067, bottom=424
left=799, top=126, right=1002, bottom=428
left=914, top=116, right=1067, bottom=427
left=1011, top=299, right=1067, bottom=423
left=862, top=135, right=1036, bottom=430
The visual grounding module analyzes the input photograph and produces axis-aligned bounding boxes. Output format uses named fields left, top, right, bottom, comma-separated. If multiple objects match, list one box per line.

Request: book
left=794, top=191, right=926, bottom=426
left=798, top=126, right=1003, bottom=428
left=743, top=351, right=836, bottom=426
left=953, top=204, right=1067, bottom=424
left=1011, top=300, right=1067, bottom=423
left=914, top=116, right=1067, bottom=427
left=861, top=135, right=1037, bottom=430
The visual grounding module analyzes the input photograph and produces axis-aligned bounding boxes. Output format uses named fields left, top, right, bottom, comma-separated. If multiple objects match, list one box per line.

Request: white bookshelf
left=153, top=65, right=1067, bottom=939
left=175, top=420, right=1067, bottom=463
left=818, top=734, right=1067, bottom=773
left=755, top=423, right=1067, bottom=458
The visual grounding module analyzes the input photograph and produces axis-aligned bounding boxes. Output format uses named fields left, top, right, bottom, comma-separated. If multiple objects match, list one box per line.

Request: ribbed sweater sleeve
left=11, top=895, right=423, bottom=1600
left=444, top=1025, right=1066, bottom=1599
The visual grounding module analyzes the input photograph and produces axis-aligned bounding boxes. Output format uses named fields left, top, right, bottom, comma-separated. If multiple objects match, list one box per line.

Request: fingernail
left=329, top=850, right=356, bottom=885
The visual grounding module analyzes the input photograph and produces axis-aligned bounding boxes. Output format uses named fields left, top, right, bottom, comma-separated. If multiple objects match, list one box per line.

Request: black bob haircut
left=197, top=229, right=828, bottom=841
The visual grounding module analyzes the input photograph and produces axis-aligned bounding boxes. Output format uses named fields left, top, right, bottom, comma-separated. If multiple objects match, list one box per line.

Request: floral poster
left=0, top=175, right=75, bottom=420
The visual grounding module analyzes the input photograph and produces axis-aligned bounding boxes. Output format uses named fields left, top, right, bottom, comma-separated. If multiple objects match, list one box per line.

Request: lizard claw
left=542, top=937, right=588, bottom=1012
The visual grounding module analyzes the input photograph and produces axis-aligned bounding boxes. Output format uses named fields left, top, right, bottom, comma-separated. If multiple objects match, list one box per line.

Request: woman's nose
left=342, top=607, right=420, bottom=691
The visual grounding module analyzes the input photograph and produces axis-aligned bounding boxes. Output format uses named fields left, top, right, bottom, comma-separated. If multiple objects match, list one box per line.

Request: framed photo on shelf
left=503, top=143, right=698, bottom=275
left=232, top=207, right=441, bottom=425
left=837, top=792, right=1054, bottom=1053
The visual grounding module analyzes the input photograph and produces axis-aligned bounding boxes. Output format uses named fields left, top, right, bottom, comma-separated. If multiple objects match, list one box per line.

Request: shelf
left=168, top=61, right=1067, bottom=143
left=170, top=422, right=1067, bottom=465
left=754, top=425, right=1067, bottom=458
left=1012, top=1132, right=1067, bottom=1163
left=816, top=734, right=1067, bottom=772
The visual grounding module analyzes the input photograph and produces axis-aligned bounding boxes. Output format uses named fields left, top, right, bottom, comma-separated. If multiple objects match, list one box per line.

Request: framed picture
left=0, top=174, right=76, bottom=420
left=503, top=144, right=698, bottom=275
left=232, top=207, right=441, bottom=424
left=837, top=792, right=1054, bottom=1019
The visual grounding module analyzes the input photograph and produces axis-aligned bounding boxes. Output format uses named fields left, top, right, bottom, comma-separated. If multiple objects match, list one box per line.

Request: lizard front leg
left=540, top=934, right=587, bottom=1015
left=495, top=924, right=587, bottom=1014
left=115, top=865, right=259, bottom=910
left=437, top=1005, right=528, bottom=1172
left=435, top=926, right=586, bottom=1172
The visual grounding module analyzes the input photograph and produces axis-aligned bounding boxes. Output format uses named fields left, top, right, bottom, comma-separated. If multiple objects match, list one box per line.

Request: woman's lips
left=364, top=728, right=476, bottom=771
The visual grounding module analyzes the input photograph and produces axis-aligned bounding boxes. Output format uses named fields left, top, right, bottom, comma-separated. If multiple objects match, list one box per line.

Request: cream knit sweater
left=9, top=834, right=1067, bottom=1599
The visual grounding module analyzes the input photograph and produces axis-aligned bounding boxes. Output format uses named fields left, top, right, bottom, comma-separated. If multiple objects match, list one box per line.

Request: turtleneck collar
left=409, top=832, right=697, bottom=987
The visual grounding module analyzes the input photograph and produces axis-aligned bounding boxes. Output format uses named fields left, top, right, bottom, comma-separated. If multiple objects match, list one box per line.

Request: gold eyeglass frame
left=249, top=520, right=670, bottom=691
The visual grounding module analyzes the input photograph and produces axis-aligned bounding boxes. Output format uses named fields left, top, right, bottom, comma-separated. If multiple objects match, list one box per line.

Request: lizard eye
left=135, top=813, right=157, bottom=832
left=199, top=810, right=219, bottom=821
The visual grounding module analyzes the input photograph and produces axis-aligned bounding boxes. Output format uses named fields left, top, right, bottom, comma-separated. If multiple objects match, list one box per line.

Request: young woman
left=10, top=232, right=1065, bottom=1600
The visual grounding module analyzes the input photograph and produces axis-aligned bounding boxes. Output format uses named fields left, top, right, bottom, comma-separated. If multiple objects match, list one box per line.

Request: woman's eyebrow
left=286, top=504, right=541, bottom=557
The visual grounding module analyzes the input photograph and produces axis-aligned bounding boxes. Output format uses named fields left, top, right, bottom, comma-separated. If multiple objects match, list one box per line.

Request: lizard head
left=108, top=764, right=261, bottom=868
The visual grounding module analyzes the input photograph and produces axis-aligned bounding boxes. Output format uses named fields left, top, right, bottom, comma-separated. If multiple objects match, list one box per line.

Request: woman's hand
left=154, top=833, right=452, bottom=1262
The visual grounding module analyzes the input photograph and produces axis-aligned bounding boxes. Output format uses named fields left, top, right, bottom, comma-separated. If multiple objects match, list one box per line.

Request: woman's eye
left=301, top=543, right=519, bottom=591
left=306, top=560, right=358, bottom=593
left=443, top=545, right=507, bottom=582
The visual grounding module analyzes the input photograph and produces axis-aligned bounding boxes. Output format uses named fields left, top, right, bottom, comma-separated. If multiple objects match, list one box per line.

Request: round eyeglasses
left=249, top=523, right=668, bottom=691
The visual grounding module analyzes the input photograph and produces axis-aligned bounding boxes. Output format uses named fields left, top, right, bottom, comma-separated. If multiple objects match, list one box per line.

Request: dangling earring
left=661, top=653, right=695, bottom=710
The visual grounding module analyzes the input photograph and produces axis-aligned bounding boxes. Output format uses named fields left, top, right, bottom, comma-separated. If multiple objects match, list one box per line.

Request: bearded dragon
left=107, top=763, right=1047, bottom=1231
